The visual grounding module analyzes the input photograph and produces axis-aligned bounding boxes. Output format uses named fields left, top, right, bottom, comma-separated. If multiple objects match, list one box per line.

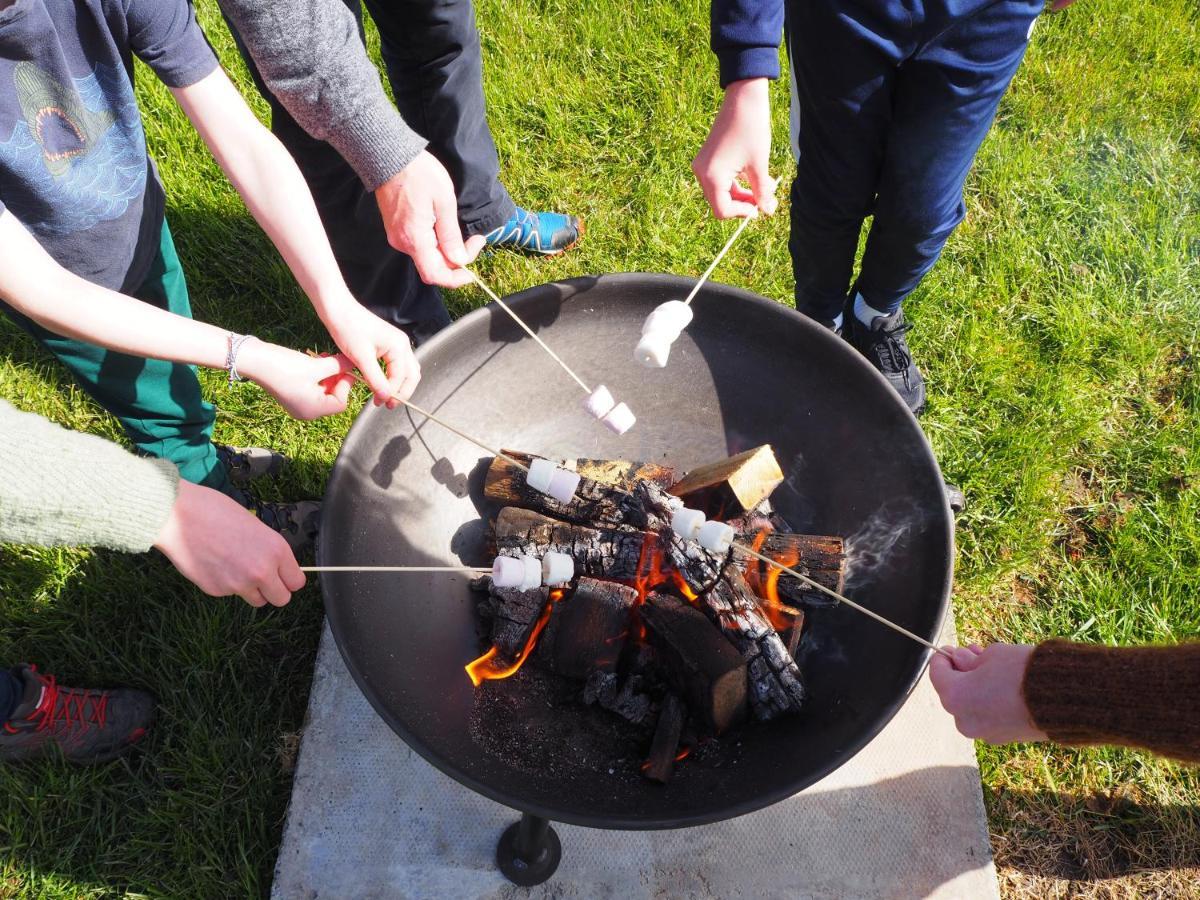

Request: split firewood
left=668, top=445, right=784, bottom=518
left=488, top=584, right=551, bottom=658
left=493, top=506, right=651, bottom=582
left=534, top=578, right=637, bottom=679
left=734, top=532, right=846, bottom=608
left=642, top=693, right=687, bottom=784
left=641, top=592, right=747, bottom=733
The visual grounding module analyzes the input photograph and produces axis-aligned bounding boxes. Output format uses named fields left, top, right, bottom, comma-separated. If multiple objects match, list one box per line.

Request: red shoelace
left=3, top=667, right=108, bottom=734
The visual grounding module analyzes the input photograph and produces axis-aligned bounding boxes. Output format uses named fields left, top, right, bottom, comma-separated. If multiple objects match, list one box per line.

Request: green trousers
left=3, top=221, right=229, bottom=491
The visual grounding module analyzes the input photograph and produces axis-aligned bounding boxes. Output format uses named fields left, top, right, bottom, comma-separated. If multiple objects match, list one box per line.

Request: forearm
left=0, top=400, right=179, bottom=552
left=711, top=0, right=785, bottom=86
left=1023, top=639, right=1200, bottom=763
left=217, top=0, right=426, bottom=190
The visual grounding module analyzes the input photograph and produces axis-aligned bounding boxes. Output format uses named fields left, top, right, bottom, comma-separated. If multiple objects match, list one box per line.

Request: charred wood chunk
left=734, top=532, right=846, bottom=608
left=493, top=507, right=650, bottom=581
left=668, top=445, right=784, bottom=518
left=489, top=584, right=551, bottom=658
left=664, top=535, right=806, bottom=720
left=642, top=693, right=687, bottom=784
left=534, top=578, right=637, bottom=679
left=641, top=593, right=747, bottom=734
left=484, top=454, right=660, bottom=529
left=583, top=670, right=657, bottom=727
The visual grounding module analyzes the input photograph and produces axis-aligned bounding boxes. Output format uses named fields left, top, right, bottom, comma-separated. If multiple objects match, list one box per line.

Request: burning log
left=641, top=593, right=747, bottom=733
left=488, top=584, right=551, bottom=658
left=534, top=578, right=637, bottom=679
left=642, top=693, right=686, bottom=784
left=489, top=451, right=677, bottom=493
left=735, top=532, right=846, bottom=608
left=667, top=445, right=784, bottom=518
left=493, top=507, right=649, bottom=582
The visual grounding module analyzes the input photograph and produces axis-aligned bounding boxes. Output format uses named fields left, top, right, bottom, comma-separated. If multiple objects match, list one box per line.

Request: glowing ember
left=465, top=588, right=566, bottom=686
left=674, top=746, right=691, bottom=762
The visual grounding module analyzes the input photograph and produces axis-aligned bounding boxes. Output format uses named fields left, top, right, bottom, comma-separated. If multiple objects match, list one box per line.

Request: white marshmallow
left=641, top=301, right=693, bottom=337
left=546, top=467, right=582, bottom=504
left=635, top=332, right=674, bottom=369
left=601, top=402, right=636, bottom=435
left=526, top=457, right=556, bottom=494
left=698, top=520, right=735, bottom=555
left=541, top=551, right=574, bottom=586
left=582, top=385, right=617, bottom=419
left=519, top=554, right=542, bottom=591
left=671, top=507, right=706, bottom=541
left=491, top=555, right=526, bottom=589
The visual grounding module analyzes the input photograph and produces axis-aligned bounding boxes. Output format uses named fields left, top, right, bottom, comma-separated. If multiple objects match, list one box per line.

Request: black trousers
left=227, top=0, right=515, bottom=342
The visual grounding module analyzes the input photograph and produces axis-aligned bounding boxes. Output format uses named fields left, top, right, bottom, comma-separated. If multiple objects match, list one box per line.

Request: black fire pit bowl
left=319, top=273, right=952, bottom=834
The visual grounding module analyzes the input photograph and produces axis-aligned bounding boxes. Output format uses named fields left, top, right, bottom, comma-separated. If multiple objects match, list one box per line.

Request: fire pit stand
left=496, top=813, right=561, bottom=886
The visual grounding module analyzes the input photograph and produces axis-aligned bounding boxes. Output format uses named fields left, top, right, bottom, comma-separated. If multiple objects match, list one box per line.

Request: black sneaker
left=215, top=444, right=289, bottom=488
left=0, top=665, right=154, bottom=764
left=228, top=488, right=321, bottom=556
left=844, top=305, right=927, bottom=414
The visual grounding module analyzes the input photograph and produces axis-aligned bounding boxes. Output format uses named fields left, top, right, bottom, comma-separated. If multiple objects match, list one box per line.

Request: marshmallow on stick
left=491, top=552, right=575, bottom=590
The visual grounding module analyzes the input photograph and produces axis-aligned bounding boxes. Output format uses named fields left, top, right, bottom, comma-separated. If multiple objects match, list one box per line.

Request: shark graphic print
left=0, top=60, right=146, bottom=235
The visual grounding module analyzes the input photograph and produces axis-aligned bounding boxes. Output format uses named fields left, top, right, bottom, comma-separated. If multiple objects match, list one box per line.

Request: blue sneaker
left=483, top=207, right=583, bottom=255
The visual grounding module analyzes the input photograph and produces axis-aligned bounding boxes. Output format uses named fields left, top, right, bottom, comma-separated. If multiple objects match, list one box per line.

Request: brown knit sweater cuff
left=1022, top=639, right=1200, bottom=763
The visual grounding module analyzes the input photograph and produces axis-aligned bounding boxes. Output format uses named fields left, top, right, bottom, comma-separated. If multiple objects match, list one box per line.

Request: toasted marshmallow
left=635, top=332, right=674, bottom=368
left=519, top=554, right=542, bottom=591
left=671, top=507, right=706, bottom=542
left=546, top=467, right=582, bottom=504
left=698, top=520, right=735, bottom=554
left=641, top=301, right=693, bottom=337
left=541, top=551, right=574, bottom=586
left=491, top=555, right=526, bottom=589
left=582, top=385, right=617, bottom=419
left=526, top=457, right=556, bottom=494
left=600, top=402, right=636, bottom=435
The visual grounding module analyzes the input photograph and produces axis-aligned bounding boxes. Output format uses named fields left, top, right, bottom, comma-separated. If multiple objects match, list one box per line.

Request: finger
left=927, top=653, right=957, bottom=694
left=408, top=234, right=462, bottom=288
left=354, top=354, right=392, bottom=406
left=951, top=646, right=987, bottom=671
left=463, top=234, right=487, bottom=264
left=745, top=164, right=778, bottom=215
left=709, top=190, right=761, bottom=221
left=259, top=572, right=292, bottom=607
left=243, top=589, right=268, bottom=608
left=968, top=643, right=984, bottom=654
left=309, top=352, right=355, bottom=382
left=279, top=557, right=306, bottom=593
left=432, top=190, right=468, bottom=267
left=384, top=352, right=421, bottom=404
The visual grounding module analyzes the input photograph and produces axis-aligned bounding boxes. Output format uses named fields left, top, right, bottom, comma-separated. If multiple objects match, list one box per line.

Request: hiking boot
left=483, top=207, right=583, bottom=255
left=844, top=304, right=927, bottom=414
left=228, top=488, right=321, bottom=555
left=215, top=444, right=289, bottom=488
left=0, top=665, right=154, bottom=764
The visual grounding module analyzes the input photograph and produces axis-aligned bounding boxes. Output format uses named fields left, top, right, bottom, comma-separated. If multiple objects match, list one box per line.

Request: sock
left=831, top=312, right=844, bottom=332
left=853, top=292, right=889, bottom=327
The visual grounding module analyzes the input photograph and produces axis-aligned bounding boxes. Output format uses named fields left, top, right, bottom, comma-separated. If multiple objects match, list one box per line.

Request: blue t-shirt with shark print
left=0, top=0, right=217, bottom=292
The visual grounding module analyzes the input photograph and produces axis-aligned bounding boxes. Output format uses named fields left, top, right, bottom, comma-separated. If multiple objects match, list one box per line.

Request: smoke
left=842, top=502, right=920, bottom=590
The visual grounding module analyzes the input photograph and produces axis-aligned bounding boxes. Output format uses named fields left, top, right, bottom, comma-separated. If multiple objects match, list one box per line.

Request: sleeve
left=1023, top=639, right=1200, bottom=764
left=711, top=0, right=785, bottom=87
left=123, top=0, right=219, bottom=88
left=0, top=400, right=180, bottom=553
left=218, top=0, right=428, bottom=191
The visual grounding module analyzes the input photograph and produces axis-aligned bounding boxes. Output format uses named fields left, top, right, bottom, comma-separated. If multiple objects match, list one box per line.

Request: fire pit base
left=496, top=813, right=561, bottom=886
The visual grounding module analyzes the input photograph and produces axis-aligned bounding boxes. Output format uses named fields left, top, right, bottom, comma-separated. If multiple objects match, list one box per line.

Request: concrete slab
left=272, top=620, right=998, bottom=900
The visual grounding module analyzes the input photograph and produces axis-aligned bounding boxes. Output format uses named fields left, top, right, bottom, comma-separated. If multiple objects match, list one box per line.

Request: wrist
left=153, top=478, right=196, bottom=557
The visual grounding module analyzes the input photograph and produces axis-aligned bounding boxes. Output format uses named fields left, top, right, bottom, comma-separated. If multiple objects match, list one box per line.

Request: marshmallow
left=698, top=520, right=735, bottom=555
left=641, top=301, right=693, bottom=337
left=519, top=554, right=542, bottom=591
left=491, top=555, right=526, bottom=589
left=601, top=402, right=636, bottom=435
left=546, top=467, right=582, bottom=504
left=541, top=551, right=574, bottom=586
left=635, top=332, right=674, bottom=369
left=582, top=384, right=617, bottom=419
left=671, top=507, right=706, bottom=542
left=526, top=457, right=556, bottom=494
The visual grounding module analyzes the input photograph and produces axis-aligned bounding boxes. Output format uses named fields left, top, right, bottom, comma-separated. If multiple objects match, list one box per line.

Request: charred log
left=642, top=693, right=686, bottom=784
left=485, top=455, right=660, bottom=529
left=534, top=578, right=636, bottom=679
left=489, top=451, right=677, bottom=493
left=735, top=532, right=846, bottom=608
left=493, top=507, right=650, bottom=581
left=641, top=592, right=747, bottom=734
left=488, top=584, right=551, bottom=658
left=582, top=670, right=657, bottom=727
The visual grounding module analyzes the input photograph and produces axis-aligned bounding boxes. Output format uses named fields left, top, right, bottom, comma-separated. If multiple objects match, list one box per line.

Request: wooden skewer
left=735, top=540, right=952, bottom=659
left=466, top=269, right=592, bottom=394
left=682, top=215, right=754, bottom=308
left=301, top=566, right=491, bottom=573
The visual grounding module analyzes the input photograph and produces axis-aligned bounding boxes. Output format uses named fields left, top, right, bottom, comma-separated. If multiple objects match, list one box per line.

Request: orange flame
left=670, top=569, right=698, bottom=603
left=465, top=588, right=566, bottom=686
left=745, top=532, right=803, bottom=632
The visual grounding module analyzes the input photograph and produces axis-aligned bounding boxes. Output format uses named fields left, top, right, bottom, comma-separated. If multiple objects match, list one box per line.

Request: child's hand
left=929, top=643, right=1047, bottom=744
left=693, top=78, right=778, bottom=219
left=322, top=305, right=421, bottom=408
left=237, top=340, right=357, bottom=420
left=154, top=480, right=305, bottom=608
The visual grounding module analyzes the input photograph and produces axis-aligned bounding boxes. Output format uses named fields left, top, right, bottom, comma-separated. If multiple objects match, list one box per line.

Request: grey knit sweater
left=219, top=0, right=428, bottom=191
left=0, top=400, right=179, bottom=553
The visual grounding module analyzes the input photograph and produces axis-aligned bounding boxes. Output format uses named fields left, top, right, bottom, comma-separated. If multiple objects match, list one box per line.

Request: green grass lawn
left=0, top=0, right=1197, bottom=896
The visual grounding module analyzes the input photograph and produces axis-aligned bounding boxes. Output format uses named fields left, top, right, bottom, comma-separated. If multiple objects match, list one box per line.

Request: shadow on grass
left=988, top=785, right=1200, bottom=884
